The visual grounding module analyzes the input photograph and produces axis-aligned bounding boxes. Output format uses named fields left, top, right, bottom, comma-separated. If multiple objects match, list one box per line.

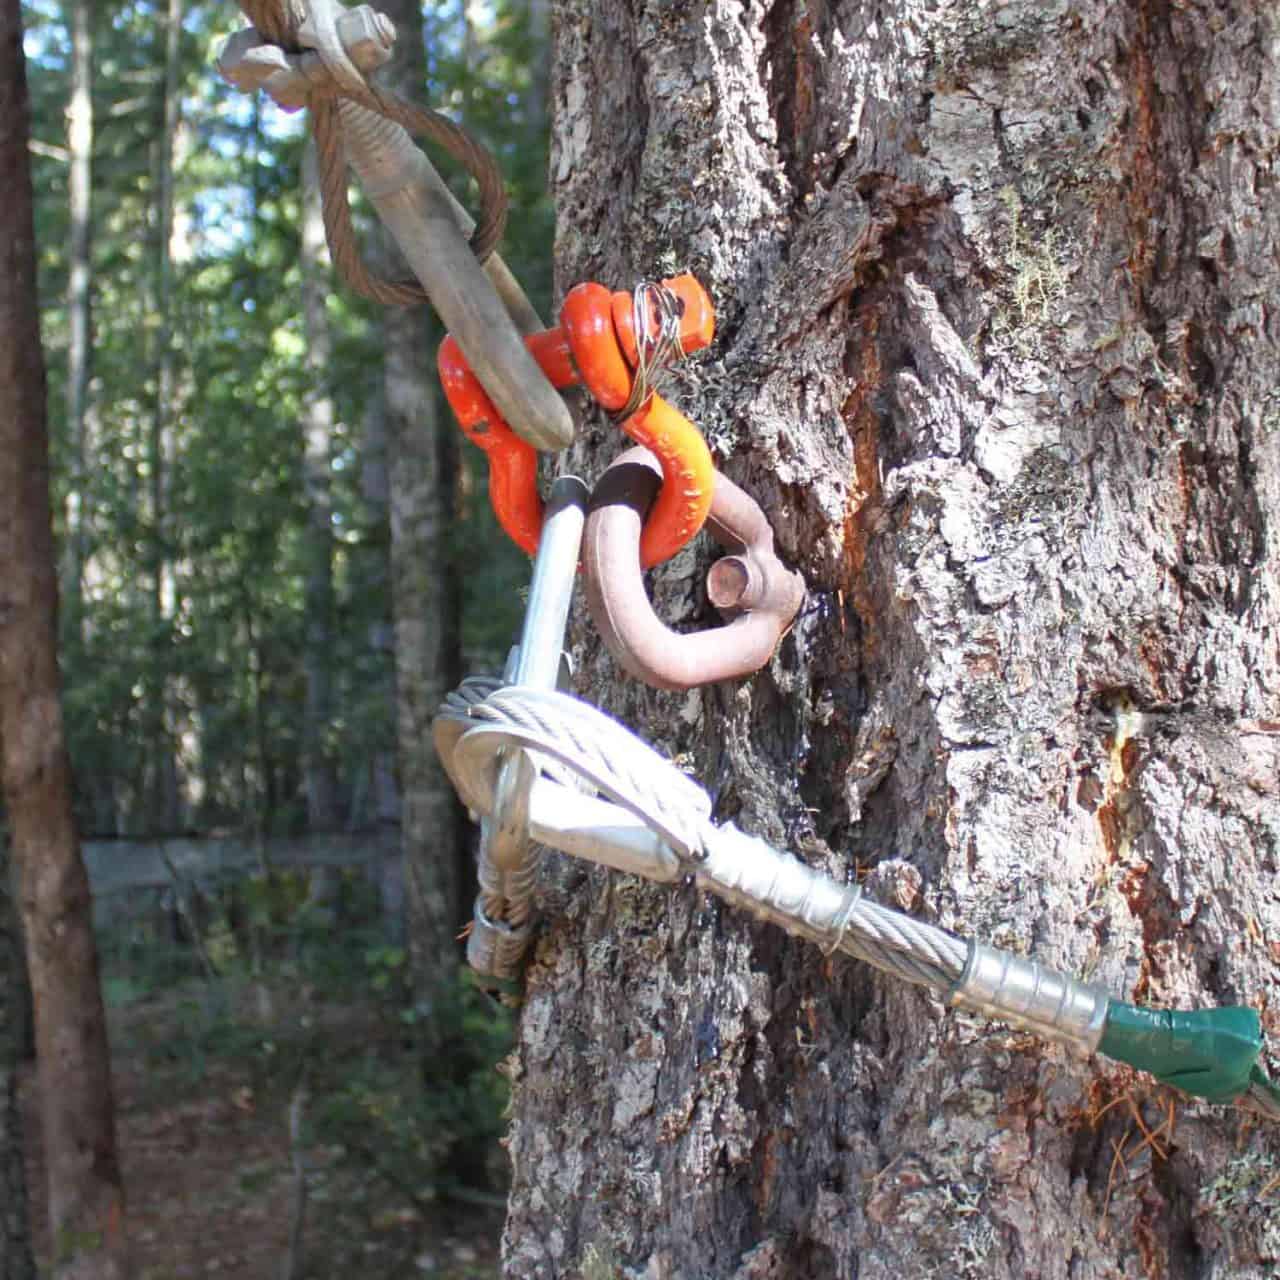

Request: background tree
left=500, top=1, right=1280, bottom=1276
left=299, top=135, right=341, bottom=832
left=0, top=844, right=35, bottom=1280
left=61, top=0, right=93, bottom=640
left=0, top=3, right=127, bottom=1275
left=375, top=0, right=469, bottom=1013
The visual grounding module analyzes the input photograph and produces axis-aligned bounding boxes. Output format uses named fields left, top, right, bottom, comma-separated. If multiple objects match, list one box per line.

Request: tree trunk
left=0, top=843, right=36, bottom=1280
left=0, top=5, right=128, bottom=1276
left=299, top=137, right=340, bottom=832
left=358, top=390, right=403, bottom=929
left=500, top=2, right=1280, bottom=1277
left=376, top=0, right=467, bottom=1007
left=62, top=0, right=93, bottom=638
left=146, top=0, right=183, bottom=835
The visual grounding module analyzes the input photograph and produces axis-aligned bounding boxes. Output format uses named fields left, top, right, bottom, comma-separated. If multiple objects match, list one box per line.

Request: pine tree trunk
left=0, top=6, right=128, bottom=1275
left=300, top=138, right=340, bottom=832
left=500, top=2, right=1280, bottom=1276
left=375, top=0, right=467, bottom=1005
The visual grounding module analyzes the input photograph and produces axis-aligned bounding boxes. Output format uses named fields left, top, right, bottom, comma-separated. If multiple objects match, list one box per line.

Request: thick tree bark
left=300, top=137, right=340, bottom=832
left=501, top=2, right=1280, bottom=1277
left=376, top=0, right=467, bottom=1006
left=0, top=5, right=128, bottom=1277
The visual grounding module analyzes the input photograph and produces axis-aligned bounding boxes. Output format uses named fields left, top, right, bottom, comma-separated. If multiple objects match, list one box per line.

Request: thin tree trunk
left=62, top=0, right=93, bottom=638
left=499, top=2, right=1280, bottom=1277
left=299, top=138, right=339, bottom=832
left=526, top=0, right=550, bottom=144
left=358, top=390, right=403, bottom=934
left=359, top=390, right=399, bottom=832
left=0, top=844, right=36, bottom=1280
left=375, top=0, right=466, bottom=1015
left=146, top=0, right=183, bottom=834
left=0, top=6, right=128, bottom=1276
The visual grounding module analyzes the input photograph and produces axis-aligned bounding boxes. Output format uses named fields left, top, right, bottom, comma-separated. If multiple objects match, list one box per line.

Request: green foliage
left=316, top=970, right=515, bottom=1206
left=23, top=0, right=544, bottom=836
left=100, top=872, right=515, bottom=1204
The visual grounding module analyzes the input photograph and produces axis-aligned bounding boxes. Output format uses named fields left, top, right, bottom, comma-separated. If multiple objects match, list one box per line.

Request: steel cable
left=233, top=0, right=508, bottom=304
left=615, top=281, right=688, bottom=422
left=439, top=684, right=969, bottom=994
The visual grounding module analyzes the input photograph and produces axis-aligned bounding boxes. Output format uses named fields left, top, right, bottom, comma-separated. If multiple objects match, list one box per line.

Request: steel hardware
left=581, top=447, right=804, bottom=691
left=465, top=476, right=587, bottom=981
left=438, top=274, right=716, bottom=564
left=219, top=0, right=575, bottom=451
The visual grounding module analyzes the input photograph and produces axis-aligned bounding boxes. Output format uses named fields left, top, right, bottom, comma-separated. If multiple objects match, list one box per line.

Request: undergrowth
left=97, top=868, right=513, bottom=1273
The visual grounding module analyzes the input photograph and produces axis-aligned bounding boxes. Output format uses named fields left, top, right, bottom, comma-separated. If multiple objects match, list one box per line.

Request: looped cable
left=229, top=0, right=508, bottom=302
left=616, top=281, right=688, bottom=422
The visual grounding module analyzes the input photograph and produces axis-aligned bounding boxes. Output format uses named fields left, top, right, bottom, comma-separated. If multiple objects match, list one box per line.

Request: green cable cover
left=1099, top=1003, right=1264, bottom=1103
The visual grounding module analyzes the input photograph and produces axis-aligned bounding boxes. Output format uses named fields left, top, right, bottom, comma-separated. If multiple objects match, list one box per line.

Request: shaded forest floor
left=20, top=974, right=506, bottom=1278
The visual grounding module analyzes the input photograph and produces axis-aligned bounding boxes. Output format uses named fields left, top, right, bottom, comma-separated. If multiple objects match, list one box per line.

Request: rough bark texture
left=502, top=2, right=1280, bottom=1277
left=0, top=5, right=128, bottom=1276
left=376, top=0, right=467, bottom=1002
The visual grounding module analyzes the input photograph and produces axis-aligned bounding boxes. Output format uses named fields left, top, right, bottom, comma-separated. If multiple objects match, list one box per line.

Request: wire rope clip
left=438, top=274, right=716, bottom=565
left=583, top=447, right=805, bottom=691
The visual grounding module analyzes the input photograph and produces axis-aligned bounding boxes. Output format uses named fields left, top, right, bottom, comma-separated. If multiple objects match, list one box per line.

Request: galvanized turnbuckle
left=583, top=448, right=805, bottom=691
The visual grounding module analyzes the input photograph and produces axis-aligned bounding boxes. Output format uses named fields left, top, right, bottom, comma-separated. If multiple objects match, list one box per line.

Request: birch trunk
left=0, top=6, right=128, bottom=1274
left=501, top=2, right=1280, bottom=1276
left=376, top=0, right=467, bottom=1005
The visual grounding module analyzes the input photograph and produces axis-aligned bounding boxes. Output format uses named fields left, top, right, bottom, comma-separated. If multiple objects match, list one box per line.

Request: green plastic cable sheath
left=1099, top=1003, right=1266, bottom=1103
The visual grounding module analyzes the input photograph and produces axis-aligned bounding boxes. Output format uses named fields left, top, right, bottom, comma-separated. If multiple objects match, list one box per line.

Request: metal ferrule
left=950, top=941, right=1110, bottom=1052
left=696, top=824, right=863, bottom=953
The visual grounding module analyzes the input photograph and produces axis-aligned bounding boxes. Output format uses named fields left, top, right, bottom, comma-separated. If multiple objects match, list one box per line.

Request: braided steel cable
left=699, top=825, right=963, bottom=991
left=452, top=687, right=711, bottom=857
left=438, top=684, right=968, bottom=994
left=232, top=0, right=508, bottom=303
left=438, top=684, right=1280, bottom=1110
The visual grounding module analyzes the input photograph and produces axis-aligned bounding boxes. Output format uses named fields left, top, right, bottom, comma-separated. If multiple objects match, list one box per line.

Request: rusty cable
left=232, top=0, right=508, bottom=303
left=615, top=281, right=688, bottom=423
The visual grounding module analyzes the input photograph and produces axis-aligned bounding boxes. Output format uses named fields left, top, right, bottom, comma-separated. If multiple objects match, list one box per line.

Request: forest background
left=8, top=1, right=544, bottom=1274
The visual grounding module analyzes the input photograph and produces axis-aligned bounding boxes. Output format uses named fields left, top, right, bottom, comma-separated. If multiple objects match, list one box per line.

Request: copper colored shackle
left=583, top=448, right=805, bottom=691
